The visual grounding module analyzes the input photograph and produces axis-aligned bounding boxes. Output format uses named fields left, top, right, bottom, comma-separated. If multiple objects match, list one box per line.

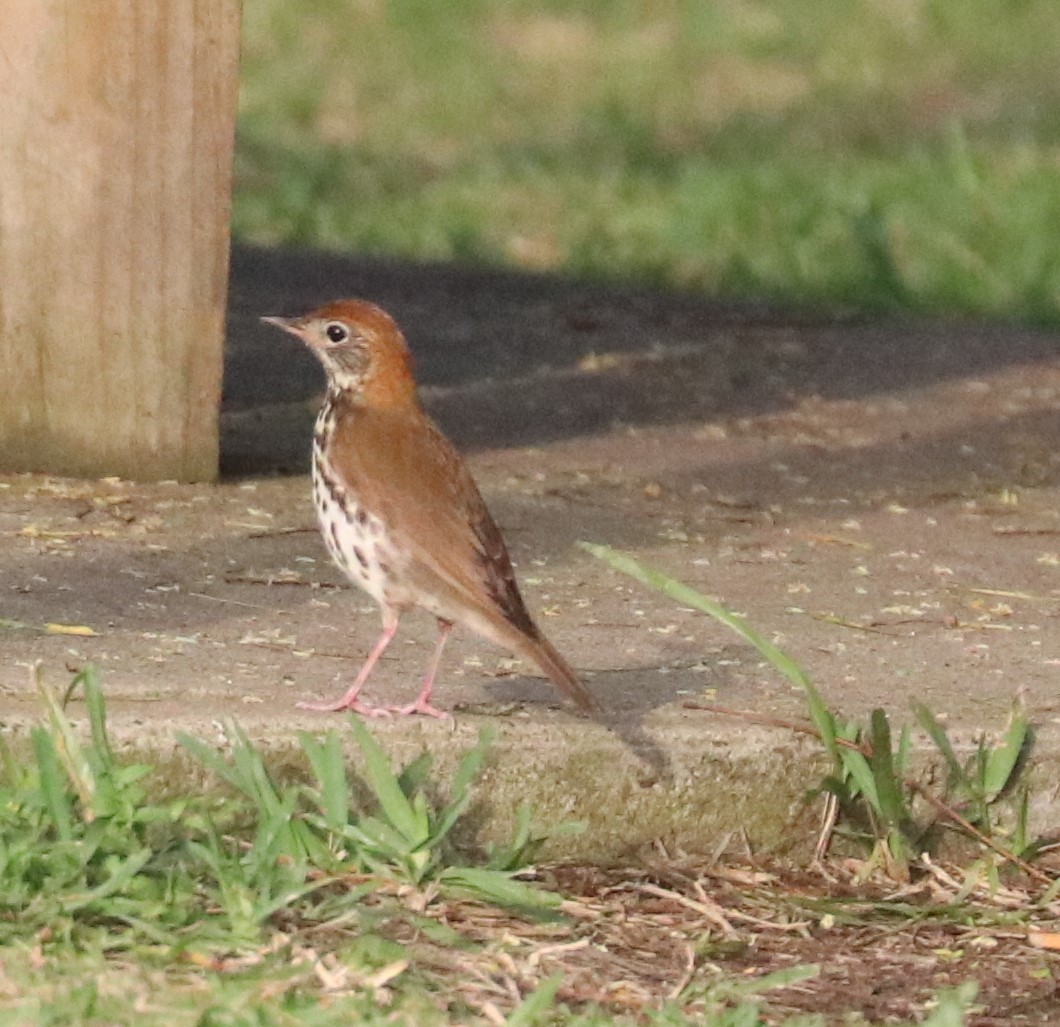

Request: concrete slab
left=1, top=246, right=1057, bottom=858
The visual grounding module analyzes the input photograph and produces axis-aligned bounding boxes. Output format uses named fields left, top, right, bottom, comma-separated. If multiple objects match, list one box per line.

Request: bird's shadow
left=481, top=646, right=763, bottom=784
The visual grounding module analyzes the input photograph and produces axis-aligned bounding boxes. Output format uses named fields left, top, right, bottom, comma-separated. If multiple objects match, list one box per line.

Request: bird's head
left=262, top=300, right=417, bottom=406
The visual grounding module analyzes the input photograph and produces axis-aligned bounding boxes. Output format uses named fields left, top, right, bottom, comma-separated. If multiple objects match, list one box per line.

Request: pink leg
left=390, top=619, right=452, bottom=719
left=298, top=617, right=399, bottom=716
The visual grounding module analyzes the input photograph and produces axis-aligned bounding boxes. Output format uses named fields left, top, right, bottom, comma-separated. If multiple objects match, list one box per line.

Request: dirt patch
left=348, top=854, right=1060, bottom=1025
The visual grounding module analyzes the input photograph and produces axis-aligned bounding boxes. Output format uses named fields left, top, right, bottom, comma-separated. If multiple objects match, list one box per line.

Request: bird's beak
left=260, top=315, right=303, bottom=338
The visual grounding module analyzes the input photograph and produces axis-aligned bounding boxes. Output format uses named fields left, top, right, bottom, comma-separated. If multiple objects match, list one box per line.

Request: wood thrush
left=262, top=300, right=597, bottom=718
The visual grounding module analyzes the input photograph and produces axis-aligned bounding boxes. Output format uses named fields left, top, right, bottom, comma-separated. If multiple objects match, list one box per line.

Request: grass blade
left=347, top=717, right=422, bottom=844
left=432, top=729, right=494, bottom=844
left=229, top=722, right=285, bottom=818
left=841, top=749, right=879, bottom=809
left=983, top=704, right=1029, bottom=800
left=579, top=542, right=814, bottom=687
left=914, top=703, right=965, bottom=789
left=581, top=544, right=894, bottom=826
left=299, top=730, right=349, bottom=832
left=580, top=543, right=840, bottom=758
left=895, top=723, right=911, bottom=778
left=397, top=751, right=433, bottom=796
left=34, top=664, right=95, bottom=814
left=442, top=867, right=562, bottom=911
left=31, top=726, right=73, bottom=841
left=868, top=709, right=906, bottom=828
left=62, top=849, right=153, bottom=913
left=72, top=665, right=114, bottom=769
left=449, top=728, right=493, bottom=801
left=726, top=962, right=820, bottom=997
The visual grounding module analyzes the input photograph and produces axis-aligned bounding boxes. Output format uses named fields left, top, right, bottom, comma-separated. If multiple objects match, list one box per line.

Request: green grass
left=236, top=0, right=1060, bottom=323
left=0, top=664, right=995, bottom=1025
left=579, top=543, right=1050, bottom=887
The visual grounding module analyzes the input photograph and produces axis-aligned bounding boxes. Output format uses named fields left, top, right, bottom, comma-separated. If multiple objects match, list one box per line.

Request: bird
left=261, top=300, right=597, bottom=718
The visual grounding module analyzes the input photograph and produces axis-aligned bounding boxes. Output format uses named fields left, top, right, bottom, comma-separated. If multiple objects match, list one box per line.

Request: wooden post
left=0, top=1, right=242, bottom=481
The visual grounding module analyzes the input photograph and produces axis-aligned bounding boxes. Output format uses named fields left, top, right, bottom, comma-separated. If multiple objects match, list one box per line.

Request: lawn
left=236, top=0, right=1060, bottom=323
left=3, top=664, right=1045, bottom=1026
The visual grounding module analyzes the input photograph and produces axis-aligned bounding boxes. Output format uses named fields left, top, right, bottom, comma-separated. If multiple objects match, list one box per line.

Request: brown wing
left=329, top=400, right=537, bottom=634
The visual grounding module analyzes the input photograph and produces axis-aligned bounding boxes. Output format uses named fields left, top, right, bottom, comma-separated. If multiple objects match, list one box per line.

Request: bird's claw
left=296, top=698, right=392, bottom=718
left=296, top=696, right=450, bottom=719
left=391, top=700, right=451, bottom=720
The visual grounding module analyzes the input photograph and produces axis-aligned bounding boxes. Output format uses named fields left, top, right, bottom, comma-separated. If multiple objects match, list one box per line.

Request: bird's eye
left=325, top=322, right=349, bottom=344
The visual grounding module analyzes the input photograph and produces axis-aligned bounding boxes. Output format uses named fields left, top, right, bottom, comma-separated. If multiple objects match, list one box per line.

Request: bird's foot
left=389, top=698, right=451, bottom=720
left=296, top=696, right=392, bottom=718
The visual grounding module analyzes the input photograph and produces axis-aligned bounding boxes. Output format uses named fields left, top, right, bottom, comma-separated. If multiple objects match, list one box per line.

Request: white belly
left=312, top=460, right=397, bottom=607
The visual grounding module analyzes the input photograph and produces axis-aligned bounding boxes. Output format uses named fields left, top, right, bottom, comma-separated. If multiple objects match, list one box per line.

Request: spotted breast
left=311, top=394, right=401, bottom=608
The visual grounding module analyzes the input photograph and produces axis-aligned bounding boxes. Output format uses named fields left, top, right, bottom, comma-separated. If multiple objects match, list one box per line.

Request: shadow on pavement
left=223, top=244, right=1060, bottom=476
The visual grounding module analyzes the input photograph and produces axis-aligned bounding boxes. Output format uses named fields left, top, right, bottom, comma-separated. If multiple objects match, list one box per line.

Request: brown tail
left=515, top=630, right=598, bottom=713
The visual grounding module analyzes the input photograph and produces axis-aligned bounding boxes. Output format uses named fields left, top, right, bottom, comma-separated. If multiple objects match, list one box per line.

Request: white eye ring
left=325, top=321, right=349, bottom=344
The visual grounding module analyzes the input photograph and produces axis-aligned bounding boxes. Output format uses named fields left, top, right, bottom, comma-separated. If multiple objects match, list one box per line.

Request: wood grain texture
left=0, top=1, right=241, bottom=481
